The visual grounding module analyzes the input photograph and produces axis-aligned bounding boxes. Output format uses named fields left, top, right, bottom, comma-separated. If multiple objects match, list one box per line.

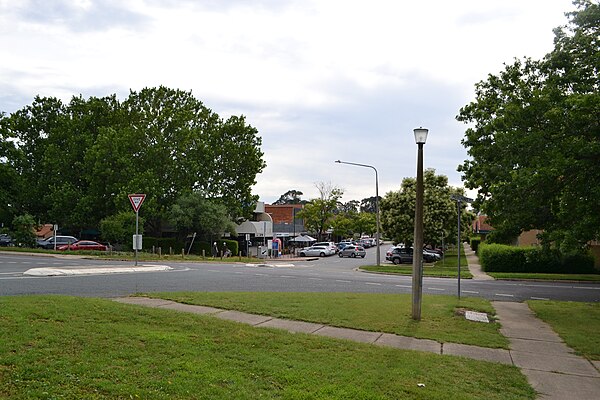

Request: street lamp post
left=412, top=127, right=428, bottom=321
left=334, top=160, right=381, bottom=266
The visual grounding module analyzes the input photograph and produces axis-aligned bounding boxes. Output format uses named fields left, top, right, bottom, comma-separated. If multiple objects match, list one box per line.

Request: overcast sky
left=0, top=0, right=575, bottom=204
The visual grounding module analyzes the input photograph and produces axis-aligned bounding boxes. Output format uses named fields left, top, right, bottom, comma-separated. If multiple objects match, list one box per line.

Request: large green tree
left=0, top=86, right=265, bottom=236
left=380, top=169, right=472, bottom=246
left=457, top=0, right=599, bottom=252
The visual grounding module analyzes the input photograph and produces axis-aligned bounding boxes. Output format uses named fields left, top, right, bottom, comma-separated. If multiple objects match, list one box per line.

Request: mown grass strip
left=361, top=249, right=472, bottom=278
left=143, top=292, right=508, bottom=348
left=0, top=295, right=533, bottom=399
left=527, top=300, right=600, bottom=360
left=489, top=272, right=600, bottom=281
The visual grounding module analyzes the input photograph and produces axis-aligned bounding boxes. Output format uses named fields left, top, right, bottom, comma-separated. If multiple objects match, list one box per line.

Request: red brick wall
left=265, top=204, right=303, bottom=224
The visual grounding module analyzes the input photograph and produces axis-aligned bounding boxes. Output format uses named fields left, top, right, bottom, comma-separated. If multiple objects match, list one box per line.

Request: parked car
left=57, top=240, right=108, bottom=251
left=386, top=247, right=413, bottom=264
left=313, top=241, right=337, bottom=253
left=386, top=246, right=439, bottom=264
left=298, top=246, right=333, bottom=257
left=37, top=236, right=78, bottom=249
left=338, top=245, right=366, bottom=258
left=0, top=234, right=14, bottom=247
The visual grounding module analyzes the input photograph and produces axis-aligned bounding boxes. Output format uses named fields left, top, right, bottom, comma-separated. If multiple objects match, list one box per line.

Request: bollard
left=169, top=247, right=173, bottom=256
left=182, top=248, right=185, bottom=259
left=238, top=251, right=242, bottom=261
left=202, top=249, right=205, bottom=259
left=158, top=247, right=161, bottom=257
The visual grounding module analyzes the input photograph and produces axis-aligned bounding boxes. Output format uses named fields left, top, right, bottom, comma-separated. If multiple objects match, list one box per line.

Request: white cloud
left=0, top=0, right=575, bottom=204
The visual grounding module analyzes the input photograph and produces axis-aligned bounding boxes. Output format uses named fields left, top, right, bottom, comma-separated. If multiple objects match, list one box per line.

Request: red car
left=58, top=240, right=108, bottom=251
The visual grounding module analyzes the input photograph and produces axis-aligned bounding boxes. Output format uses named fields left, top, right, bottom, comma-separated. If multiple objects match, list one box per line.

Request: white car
left=298, top=245, right=334, bottom=257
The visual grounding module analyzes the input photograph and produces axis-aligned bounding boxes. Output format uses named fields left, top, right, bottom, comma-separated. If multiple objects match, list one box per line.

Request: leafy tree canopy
left=380, top=169, right=472, bottom=246
left=457, top=0, right=599, bottom=252
left=272, top=190, right=307, bottom=205
left=296, top=182, right=343, bottom=240
left=0, top=86, right=265, bottom=236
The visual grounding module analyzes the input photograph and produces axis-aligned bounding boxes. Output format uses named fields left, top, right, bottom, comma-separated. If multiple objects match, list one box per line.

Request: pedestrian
left=221, top=242, right=230, bottom=257
left=212, top=242, right=218, bottom=258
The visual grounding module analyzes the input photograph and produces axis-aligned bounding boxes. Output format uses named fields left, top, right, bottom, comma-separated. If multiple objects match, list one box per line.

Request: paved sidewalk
left=114, top=296, right=600, bottom=399
left=463, top=242, right=494, bottom=280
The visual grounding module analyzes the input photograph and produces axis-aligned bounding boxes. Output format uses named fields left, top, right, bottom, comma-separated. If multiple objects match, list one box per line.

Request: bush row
left=478, top=243, right=596, bottom=274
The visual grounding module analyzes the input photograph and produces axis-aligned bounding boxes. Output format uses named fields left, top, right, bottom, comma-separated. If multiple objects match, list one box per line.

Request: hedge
left=142, top=237, right=239, bottom=257
left=478, top=243, right=596, bottom=274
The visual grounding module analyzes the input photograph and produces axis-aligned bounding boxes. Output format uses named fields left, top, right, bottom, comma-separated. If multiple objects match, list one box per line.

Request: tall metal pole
left=457, top=200, right=461, bottom=299
left=334, top=160, right=381, bottom=266
left=412, top=142, right=425, bottom=320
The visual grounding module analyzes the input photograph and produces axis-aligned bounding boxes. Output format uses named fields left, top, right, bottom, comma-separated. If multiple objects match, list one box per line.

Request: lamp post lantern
left=334, top=160, right=381, bottom=266
left=412, top=127, right=428, bottom=321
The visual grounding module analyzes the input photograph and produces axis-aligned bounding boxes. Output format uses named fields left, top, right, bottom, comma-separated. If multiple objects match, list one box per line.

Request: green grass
left=361, top=249, right=472, bottom=278
left=0, top=295, right=534, bottom=399
left=143, top=292, right=508, bottom=348
left=528, top=300, right=600, bottom=360
left=489, top=272, right=600, bottom=281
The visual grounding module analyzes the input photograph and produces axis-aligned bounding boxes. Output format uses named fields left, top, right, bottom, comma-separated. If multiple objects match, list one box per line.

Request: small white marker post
left=128, top=194, right=146, bottom=266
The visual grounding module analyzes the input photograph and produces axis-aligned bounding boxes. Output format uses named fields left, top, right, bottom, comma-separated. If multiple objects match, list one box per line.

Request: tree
left=99, top=211, right=143, bottom=245
left=380, top=169, right=470, bottom=246
left=273, top=190, right=306, bottom=205
left=457, top=1, right=599, bottom=252
left=11, top=214, right=37, bottom=248
left=360, top=196, right=380, bottom=213
left=338, top=200, right=359, bottom=214
left=296, top=182, right=343, bottom=240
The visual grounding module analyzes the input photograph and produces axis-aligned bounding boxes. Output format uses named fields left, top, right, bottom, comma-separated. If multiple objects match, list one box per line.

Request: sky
left=0, top=0, right=576, bottom=205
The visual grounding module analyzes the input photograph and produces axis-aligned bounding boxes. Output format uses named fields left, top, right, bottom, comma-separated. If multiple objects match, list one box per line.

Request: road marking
left=495, top=293, right=514, bottom=297
left=308, top=277, right=322, bottom=281
left=365, top=282, right=382, bottom=286
left=573, top=286, right=600, bottom=290
left=462, top=290, right=479, bottom=294
left=279, top=275, right=296, bottom=278
left=207, top=270, right=220, bottom=273
left=395, top=284, right=411, bottom=288
left=234, top=271, right=244, bottom=274
left=427, top=287, right=445, bottom=291
left=0, top=272, right=19, bottom=275
left=335, top=280, right=351, bottom=283
left=254, top=273, right=267, bottom=277
left=531, top=297, right=550, bottom=301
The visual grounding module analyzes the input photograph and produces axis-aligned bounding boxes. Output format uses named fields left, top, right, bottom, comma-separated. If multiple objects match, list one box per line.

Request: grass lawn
left=489, top=272, right=600, bottom=282
left=143, top=292, right=508, bottom=348
left=528, top=300, right=600, bottom=360
left=361, top=249, right=472, bottom=279
left=0, top=295, right=534, bottom=400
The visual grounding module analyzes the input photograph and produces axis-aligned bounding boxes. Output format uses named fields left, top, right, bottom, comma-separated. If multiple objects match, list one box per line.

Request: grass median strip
left=141, top=292, right=508, bottom=348
left=0, top=295, right=533, bottom=399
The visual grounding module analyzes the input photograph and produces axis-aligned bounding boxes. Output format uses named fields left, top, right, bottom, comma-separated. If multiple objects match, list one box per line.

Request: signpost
left=128, top=194, right=146, bottom=266
left=450, top=194, right=473, bottom=299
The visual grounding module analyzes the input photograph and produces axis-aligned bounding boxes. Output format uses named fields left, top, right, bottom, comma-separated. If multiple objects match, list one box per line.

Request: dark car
left=57, top=240, right=107, bottom=251
left=37, top=235, right=78, bottom=249
left=386, top=247, right=438, bottom=264
left=386, top=247, right=413, bottom=264
left=0, top=234, right=14, bottom=247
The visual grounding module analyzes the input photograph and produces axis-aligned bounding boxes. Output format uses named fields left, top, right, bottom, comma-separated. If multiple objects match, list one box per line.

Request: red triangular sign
left=128, top=194, right=146, bottom=212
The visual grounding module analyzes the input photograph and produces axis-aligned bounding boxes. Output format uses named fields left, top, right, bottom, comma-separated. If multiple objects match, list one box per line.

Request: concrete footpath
left=114, top=296, right=600, bottom=400
left=463, top=242, right=494, bottom=280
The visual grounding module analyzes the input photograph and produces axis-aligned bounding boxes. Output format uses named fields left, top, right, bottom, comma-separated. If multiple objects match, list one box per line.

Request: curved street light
left=334, top=160, right=381, bottom=266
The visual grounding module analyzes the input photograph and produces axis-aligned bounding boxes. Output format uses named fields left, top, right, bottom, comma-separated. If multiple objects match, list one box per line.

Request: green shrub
left=479, top=243, right=596, bottom=274
left=144, top=237, right=184, bottom=253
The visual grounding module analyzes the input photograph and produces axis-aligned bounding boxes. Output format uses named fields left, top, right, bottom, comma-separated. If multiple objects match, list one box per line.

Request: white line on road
left=573, top=287, right=600, bottom=290
left=395, top=285, right=411, bottom=288
left=531, top=297, right=550, bottom=301
left=308, top=277, right=323, bottom=281
left=365, top=282, right=382, bottom=286
left=427, top=287, right=445, bottom=291
left=495, top=293, right=514, bottom=297
left=207, top=270, right=220, bottom=273
left=462, top=290, right=479, bottom=294
left=335, top=280, right=351, bottom=283
left=279, top=275, right=296, bottom=278
left=254, top=273, right=267, bottom=277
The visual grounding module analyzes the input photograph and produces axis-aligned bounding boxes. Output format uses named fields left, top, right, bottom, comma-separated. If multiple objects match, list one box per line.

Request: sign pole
left=135, top=210, right=139, bottom=266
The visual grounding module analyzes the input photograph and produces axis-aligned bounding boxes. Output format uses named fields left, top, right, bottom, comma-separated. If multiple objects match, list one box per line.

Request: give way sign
left=128, top=194, right=146, bottom=213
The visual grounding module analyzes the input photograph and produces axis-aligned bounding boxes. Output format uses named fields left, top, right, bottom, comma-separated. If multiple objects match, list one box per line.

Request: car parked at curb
left=313, top=241, right=337, bottom=254
left=338, top=245, right=366, bottom=258
left=298, top=246, right=334, bottom=257
left=57, top=240, right=108, bottom=251
left=37, top=235, right=78, bottom=249
left=0, top=234, right=14, bottom=247
left=386, top=247, right=413, bottom=264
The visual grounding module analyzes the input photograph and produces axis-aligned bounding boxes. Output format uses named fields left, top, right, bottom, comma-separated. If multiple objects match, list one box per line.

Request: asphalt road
left=1, top=249, right=599, bottom=302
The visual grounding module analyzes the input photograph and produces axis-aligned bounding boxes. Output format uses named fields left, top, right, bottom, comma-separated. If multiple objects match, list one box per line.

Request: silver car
left=338, top=245, right=366, bottom=258
left=298, top=245, right=334, bottom=257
